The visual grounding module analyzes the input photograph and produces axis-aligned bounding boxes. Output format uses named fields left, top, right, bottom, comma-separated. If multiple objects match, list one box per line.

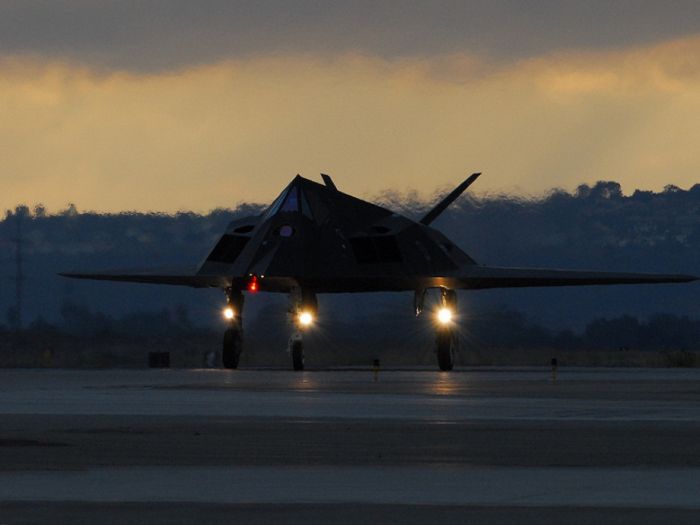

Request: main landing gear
left=435, top=288, right=458, bottom=371
left=222, top=288, right=244, bottom=369
left=416, top=287, right=458, bottom=371
left=288, top=289, right=317, bottom=371
left=435, top=288, right=457, bottom=371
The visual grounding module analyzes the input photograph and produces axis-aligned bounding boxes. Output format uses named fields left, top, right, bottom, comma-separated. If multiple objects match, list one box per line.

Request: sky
left=2, top=1, right=700, bottom=212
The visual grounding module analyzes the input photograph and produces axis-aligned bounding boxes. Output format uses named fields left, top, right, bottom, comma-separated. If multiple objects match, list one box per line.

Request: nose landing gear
left=289, top=333, right=304, bottom=371
left=288, top=289, right=317, bottom=371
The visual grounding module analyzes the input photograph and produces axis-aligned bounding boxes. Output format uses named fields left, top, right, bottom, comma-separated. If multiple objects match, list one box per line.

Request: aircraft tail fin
left=321, top=173, right=338, bottom=191
left=419, top=172, right=481, bottom=226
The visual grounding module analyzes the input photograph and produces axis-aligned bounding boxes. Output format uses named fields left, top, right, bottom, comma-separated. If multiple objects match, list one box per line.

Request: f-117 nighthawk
left=62, top=173, right=697, bottom=370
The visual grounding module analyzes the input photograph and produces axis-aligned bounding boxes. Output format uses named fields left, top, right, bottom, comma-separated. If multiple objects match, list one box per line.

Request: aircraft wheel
left=291, top=340, right=304, bottom=371
left=223, top=327, right=242, bottom=369
left=436, top=329, right=454, bottom=371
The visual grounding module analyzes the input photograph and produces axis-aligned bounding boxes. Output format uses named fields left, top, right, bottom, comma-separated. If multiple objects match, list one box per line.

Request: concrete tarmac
left=1, top=368, right=699, bottom=524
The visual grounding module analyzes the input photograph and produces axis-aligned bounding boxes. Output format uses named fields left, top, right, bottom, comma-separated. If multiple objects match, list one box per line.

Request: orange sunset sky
left=2, top=1, right=700, bottom=212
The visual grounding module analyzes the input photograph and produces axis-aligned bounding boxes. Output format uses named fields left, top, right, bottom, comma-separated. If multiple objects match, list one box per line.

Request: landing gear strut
left=223, top=288, right=244, bottom=369
left=435, top=288, right=457, bottom=371
left=288, top=289, right=317, bottom=371
left=289, top=333, right=304, bottom=371
left=436, top=328, right=455, bottom=371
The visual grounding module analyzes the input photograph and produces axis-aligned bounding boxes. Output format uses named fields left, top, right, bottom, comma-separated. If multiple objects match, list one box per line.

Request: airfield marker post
left=373, top=358, right=380, bottom=382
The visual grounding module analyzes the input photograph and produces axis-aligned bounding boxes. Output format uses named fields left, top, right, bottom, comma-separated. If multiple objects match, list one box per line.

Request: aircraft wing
left=60, top=264, right=697, bottom=292
left=59, top=266, right=232, bottom=288
left=449, top=265, right=698, bottom=290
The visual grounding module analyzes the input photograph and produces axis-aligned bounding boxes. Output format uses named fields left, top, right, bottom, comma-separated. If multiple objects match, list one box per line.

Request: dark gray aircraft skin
left=62, top=173, right=698, bottom=370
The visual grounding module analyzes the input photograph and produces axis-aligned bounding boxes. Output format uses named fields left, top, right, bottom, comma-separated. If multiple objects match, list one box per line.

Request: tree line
left=3, top=301, right=698, bottom=353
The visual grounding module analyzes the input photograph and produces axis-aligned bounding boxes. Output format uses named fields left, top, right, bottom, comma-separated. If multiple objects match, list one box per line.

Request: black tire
left=291, top=340, right=304, bottom=371
left=223, top=328, right=242, bottom=369
left=436, top=329, right=454, bottom=371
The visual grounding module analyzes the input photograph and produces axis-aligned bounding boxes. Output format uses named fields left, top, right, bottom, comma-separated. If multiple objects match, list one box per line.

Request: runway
left=1, top=368, right=700, bottom=524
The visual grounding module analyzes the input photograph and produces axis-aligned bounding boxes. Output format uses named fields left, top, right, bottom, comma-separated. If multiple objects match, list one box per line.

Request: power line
left=1, top=212, right=25, bottom=332
left=14, top=213, right=24, bottom=332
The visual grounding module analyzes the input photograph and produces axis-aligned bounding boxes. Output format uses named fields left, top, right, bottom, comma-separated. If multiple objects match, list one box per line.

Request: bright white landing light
left=437, top=307, right=453, bottom=324
left=298, top=311, right=314, bottom=327
left=223, top=307, right=235, bottom=320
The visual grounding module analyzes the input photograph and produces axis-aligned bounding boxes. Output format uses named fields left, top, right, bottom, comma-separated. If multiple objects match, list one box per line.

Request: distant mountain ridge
left=1, top=181, right=698, bottom=332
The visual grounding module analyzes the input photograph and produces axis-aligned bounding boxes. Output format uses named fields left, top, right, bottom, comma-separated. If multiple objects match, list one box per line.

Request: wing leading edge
left=448, top=265, right=698, bottom=290
left=59, top=266, right=230, bottom=288
left=60, top=265, right=697, bottom=292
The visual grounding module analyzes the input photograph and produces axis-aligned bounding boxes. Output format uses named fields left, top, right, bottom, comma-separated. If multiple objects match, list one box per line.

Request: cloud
left=2, top=1, right=700, bottom=71
left=2, top=36, right=700, bottom=212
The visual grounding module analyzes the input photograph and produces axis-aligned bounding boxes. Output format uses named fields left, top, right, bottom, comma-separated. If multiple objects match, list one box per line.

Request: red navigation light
left=247, top=275, right=259, bottom=293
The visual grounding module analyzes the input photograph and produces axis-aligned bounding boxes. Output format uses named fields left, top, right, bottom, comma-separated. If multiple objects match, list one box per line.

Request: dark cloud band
left=2, top=0, right=700, bottom=71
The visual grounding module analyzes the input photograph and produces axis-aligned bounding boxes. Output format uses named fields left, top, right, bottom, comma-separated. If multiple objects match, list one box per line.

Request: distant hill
left=1, top=181, right=698, bottom=337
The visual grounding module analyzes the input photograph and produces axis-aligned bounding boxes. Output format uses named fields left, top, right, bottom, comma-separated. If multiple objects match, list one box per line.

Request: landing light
left=298, top=311, right=314, bottom=327
left=223, top=307, right=235, bottom=320
left=437, top=307, right=453, bottom=324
